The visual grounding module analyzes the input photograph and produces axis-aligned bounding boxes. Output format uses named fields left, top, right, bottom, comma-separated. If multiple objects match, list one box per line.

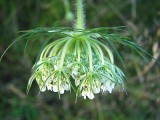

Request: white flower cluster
left=35, top=63, right=71, bottom=95
left=80, top=81, right=115, bottom=100
left=29, top=35, right=125, bottom=100
left=64, top=53, right=123, bottom=99
left=70, top=67, right=117, bottom=99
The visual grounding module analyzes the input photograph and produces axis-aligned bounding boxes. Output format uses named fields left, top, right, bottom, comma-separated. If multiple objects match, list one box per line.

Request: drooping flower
left=26, top=31, right=127, bottom=99
left=1, top=0, right=151, bottom=100
left=1, top=26, right=148, bottom=100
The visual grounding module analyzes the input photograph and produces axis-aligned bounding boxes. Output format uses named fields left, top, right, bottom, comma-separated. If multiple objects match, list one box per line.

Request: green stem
left=49, top=39, right=67, bottom=57
left=59, top=39, right=72, bottom=67
left=90, top=40, right=105, bottom=65
left=40, top=39, right=62, bottom=60
left=76, top=0, right=85, bottom=29
left=92, top=38, right=114, bottom=63
left=84, top=39, right=93, bottom=71
left=77, top=40, right=81, bottom=62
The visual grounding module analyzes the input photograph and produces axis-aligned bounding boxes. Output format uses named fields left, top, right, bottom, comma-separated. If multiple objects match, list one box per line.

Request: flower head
left=27, top=30, right=127, bottom=99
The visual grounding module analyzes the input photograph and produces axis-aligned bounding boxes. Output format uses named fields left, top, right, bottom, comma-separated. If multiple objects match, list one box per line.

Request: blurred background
left=0, top=0, right=160, bottom=120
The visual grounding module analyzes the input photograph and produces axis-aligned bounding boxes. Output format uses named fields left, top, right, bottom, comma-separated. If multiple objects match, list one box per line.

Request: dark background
left=0, top=0, right=160, bottom=120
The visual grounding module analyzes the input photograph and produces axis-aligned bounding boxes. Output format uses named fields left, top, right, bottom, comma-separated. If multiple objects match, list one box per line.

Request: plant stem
left=76, top=0, right=85, bottom=29
left=85, top=40, right=93, bottom=71
left=59, top=39, right=72, bottom=68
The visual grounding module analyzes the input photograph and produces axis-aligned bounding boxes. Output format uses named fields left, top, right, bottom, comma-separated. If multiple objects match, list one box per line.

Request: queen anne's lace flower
left=0, top=0, right=150, bottom=100
left=25, top=0, right=128, bottom=100
left=26, top=33, right=126, bottom=99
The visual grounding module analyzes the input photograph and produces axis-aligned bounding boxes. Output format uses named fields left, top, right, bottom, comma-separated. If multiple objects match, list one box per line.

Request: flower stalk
left=76, top=0, right=85, bottom=29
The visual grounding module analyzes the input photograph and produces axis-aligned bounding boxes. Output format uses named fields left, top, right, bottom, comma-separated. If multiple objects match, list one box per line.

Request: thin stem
left=77, top=40, right=81, bottom=62
left=76, top=0, right=85, bottom=29
left=40, top=38, right=63, bottom=60
left=59, top=39, right=72, bottom=67
left=49, top=39, right=67, bottom=57
left=90, top=40, right=105, bottom=65
left=92, top=38, right=114, bottom=63
left=84, top=39, right=93, bottom=71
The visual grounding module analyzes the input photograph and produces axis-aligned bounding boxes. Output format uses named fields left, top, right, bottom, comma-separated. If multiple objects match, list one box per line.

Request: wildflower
left=1, top=0, right=153, bottom=100
left=26, top=28, right=127, bottom=99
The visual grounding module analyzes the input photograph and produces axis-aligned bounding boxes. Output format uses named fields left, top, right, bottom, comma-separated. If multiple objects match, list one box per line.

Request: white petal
left=107, top=87, right=113, bottom=93
left=82, top=90, right=87, bottom=99
left=100, top=82, right=114, bottom=93
left=87, top=91, right=94, bottom=99
left=101, top=85, right=107, bottom=92
left=83, top=95, right=86, bottom=99
left=93, top=87, right=100, bottom=94
left=47, top=83, right=52, bottom=91
left=52, top=85, right=58, bottom=92
left=105, top=81, right=111, bottom=87
left=59, top=87, right=64, bottom=94
left=54, top=65, right=58, bottom=70
left=72, top=70, right=78, bottom=76
left=111, top=83, right=115, bottom=89
left=75, top=79, right=80, bottom=86
left=106, top=82, right=115, bottom=93
left=63, top=83, right=70, bottom=91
